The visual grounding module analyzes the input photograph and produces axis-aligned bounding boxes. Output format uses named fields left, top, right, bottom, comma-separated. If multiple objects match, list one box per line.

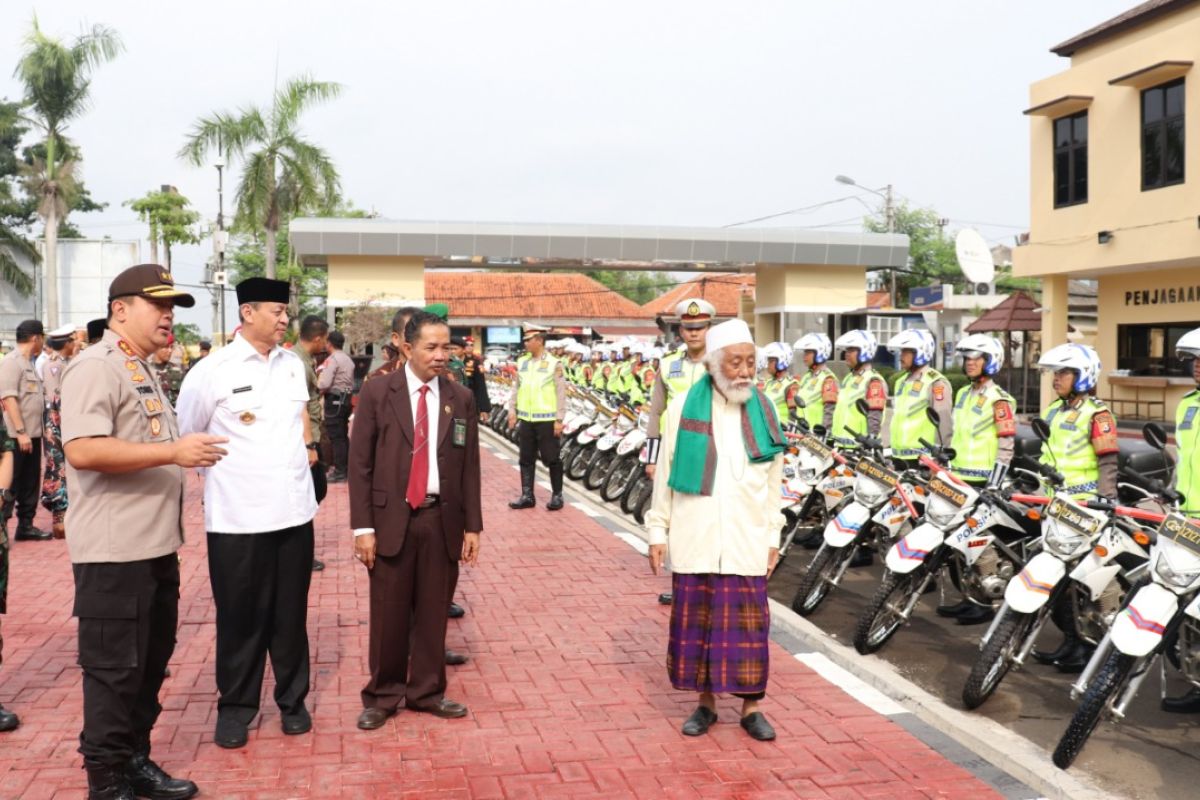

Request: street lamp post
left=215, top=154, right=227, bottom=347
left=836, top=175, right=897, bottom=307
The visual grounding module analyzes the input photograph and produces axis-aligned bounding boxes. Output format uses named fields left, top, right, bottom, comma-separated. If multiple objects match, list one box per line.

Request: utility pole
left=885, top=184, right=896, bottom=309
left=214, top=149, right=228, bottom=347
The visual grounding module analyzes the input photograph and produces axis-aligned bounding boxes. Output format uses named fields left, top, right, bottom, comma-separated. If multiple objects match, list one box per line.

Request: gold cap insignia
left=687, top=302, right=700, bottom=316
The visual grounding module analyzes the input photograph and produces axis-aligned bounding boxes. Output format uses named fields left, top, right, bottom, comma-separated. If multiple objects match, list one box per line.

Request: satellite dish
left=955, top=229, right=995, bottom=285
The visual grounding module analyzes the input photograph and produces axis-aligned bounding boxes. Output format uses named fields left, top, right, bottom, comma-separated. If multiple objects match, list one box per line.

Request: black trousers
left=73, top=554, right=179, bottom=767
left=207, top=523, right=313, bottom=724
left=517, top=420, right=562, bottom=493
left=3, top=438, right=40, bottom=527
left=324, top=398, right=350, bottom=473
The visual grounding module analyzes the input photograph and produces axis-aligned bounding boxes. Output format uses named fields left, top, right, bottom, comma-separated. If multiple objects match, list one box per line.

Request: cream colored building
left=1014, top=0, right=1200, bottom=420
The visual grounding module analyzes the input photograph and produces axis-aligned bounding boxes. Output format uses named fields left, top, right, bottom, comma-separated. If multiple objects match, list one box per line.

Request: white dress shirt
left=353, top=364, right=439, bottom=537
left=176, top=335, right=317, bottom=533
left=646, top=389, right=785, bottom=575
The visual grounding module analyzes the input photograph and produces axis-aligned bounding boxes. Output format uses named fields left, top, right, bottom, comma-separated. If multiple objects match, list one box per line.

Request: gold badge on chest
left=149, top=417, right=162, bottom=437
left=239, top=411, right=256, bottom=425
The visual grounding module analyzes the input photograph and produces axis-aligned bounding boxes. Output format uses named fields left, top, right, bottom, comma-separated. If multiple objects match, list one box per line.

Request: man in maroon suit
left=349, top=310, right=483, bottom=728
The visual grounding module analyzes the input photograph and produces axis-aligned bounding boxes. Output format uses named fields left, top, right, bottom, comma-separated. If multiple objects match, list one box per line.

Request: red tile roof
left=642, top=274, right=756, bottom=317
left=866, top=291, right=891, bottom=309
left=424, top=272, right=651, bottom=320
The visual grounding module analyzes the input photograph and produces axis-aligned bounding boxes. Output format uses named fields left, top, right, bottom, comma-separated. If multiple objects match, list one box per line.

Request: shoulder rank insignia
left=117, top=339, right=136, bottom=357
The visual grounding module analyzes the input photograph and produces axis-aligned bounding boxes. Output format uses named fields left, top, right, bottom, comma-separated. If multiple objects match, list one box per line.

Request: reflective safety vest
left=516, top=353, right=560, bottom=421
left=831, top=367, right=883, bottom=448
left=795, top=366, right=836, bottom=430
left=591, top=364, right=608, bottom=390
left=662, top=351, right=706, bottom=402
left=949, top=380, right=1014, bottom=483
left=1176, top=390, right=1200, bottom=513
left=890, top=367, right=948, bottom=459
left=763, top=374, right=797, bottom=422
left=1041, top=396, right=1111, bottom=499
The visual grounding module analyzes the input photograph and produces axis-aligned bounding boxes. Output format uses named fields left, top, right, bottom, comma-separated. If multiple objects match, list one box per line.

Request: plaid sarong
left=667, top=573, right=770, bottom=694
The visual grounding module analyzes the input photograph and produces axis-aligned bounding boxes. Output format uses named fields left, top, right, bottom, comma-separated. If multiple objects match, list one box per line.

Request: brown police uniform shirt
left=60, top=330, right=185, bottom=564
left=0, top=348, right=45, bottom=438
left=41, top=351, right=69, bottom=402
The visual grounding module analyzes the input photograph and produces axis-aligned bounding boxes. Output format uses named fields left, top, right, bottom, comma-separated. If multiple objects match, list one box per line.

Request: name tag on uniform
left=452, top=418, right=466, bottom=447
left=1183, top=406, right=1199, bottom=430
left=232, top=385, right=253, bottom=394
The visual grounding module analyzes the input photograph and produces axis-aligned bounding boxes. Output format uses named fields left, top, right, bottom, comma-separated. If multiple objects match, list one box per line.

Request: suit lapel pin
left=444, top=404, right=452, bottom=414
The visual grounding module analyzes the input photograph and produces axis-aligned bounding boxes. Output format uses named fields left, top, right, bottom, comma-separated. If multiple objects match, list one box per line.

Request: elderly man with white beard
left=646, top=318, right=787, bottom=742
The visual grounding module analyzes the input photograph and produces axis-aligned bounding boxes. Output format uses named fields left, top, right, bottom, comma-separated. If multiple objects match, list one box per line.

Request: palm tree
left=180, top=76, right=342, bottom=280
left=0, top=222, right=37, bottom=296
left=14, top=16, right=122, bottom=326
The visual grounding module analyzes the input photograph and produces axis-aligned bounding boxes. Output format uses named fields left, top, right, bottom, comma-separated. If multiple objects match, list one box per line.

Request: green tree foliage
left=0, top=100, right=37, bottom=294
left=124, top=188, right=201, bottom=268
left=226, top=222, right=327, bottom=320
left=585, top=269, right=672, bottom=305
left=180, top=75, right=342, bottom=280
left=864, top=201, right=958, bottom=307
left=172, top=322, right=201, bottom=345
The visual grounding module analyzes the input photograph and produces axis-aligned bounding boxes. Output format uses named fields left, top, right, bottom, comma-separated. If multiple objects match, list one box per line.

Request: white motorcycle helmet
left=793, top=332, right=833, bottom=365
left=887, top=329, right=936, bottom=367
left=1038, top=343, right=1101, bottom=394
left=834, top=329, right=878, bottom=362
left=762, top=341, right=792, bottom=372
left=955, top=333, right=1005, bottom=376
left=1176, top=327, right=1200, bottom=361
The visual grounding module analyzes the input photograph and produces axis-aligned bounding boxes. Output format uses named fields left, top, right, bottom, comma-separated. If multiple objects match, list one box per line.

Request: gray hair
left=702, top=347, right=725, bottom=374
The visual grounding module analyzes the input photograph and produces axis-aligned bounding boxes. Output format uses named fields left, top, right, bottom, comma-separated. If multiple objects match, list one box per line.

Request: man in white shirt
left=176, top=277, right=319, bottom=751
left=646, top=319, right=785, bottom=742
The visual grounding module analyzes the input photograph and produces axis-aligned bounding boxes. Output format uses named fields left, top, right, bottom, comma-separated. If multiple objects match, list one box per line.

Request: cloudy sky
left=1, top=0, right=1134, bottom=331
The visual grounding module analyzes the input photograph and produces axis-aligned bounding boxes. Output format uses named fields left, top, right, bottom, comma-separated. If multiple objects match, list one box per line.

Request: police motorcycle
left=564, top=391, right=620, bottom=481
left=790, top=399, right=927, bottom=617
left=600, top=408, right=649, bottom=502
left=558, top=387, right=602, bottom=470
left=775, top=411, right=846, bottom=568
left=851, top=407, right=1043, bottom=655
left=586, top=400, right=645, bottom=493
left=960, top=421, right=1166, bottom=710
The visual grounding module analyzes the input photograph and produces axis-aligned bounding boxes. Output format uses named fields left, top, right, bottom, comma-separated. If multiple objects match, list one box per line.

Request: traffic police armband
left=643, top=437, right=662, bottom=465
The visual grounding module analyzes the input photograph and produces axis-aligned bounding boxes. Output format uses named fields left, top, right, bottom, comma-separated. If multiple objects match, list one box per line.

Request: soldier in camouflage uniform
left=149, top=338, right=184, bottom=407
left=0, top=415, right=15, bottom=732
left=40, top=325, right=79, bottom=539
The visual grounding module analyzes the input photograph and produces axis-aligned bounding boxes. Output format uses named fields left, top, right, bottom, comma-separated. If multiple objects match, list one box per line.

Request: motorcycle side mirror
left=1143, top=422, right=1168, bottom=451
left=1032, top=418, right=1051, bottom=442
left=855, top=398, right=870, bottom=417
left=794, top=397, right=808, bottom=409
left=813, top=424, right=827, bottom=437
left=925, top=407, right=941, bottom=426
left=941, top=447, right=957, bottom=462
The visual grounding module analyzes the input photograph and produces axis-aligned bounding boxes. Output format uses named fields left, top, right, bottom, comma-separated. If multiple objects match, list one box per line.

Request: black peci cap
left=235, top=277, right=290, bottom=305
left=86, top=319, right=108, bottom=342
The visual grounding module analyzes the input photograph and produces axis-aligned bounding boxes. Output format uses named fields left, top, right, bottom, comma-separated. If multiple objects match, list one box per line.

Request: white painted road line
left=615, top=531, right=649, bottom=555
left=794, top=652, right=908, bottom=717
left=571, top=502, right=602, bottom=518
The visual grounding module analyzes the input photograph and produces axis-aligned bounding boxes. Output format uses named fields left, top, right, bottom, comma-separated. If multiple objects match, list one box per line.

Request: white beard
left=713, top=371, right=752, bottom=405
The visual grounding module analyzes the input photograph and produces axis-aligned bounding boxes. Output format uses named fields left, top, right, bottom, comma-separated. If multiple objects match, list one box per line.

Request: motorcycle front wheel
left=1052, top=651, right=1137, bottom=770
left=567, top=444, right=597, bottom=481
left=585, top=449, right=618, bottom=490
left=635, top=482, right=654, bottom=524
left=792, top=546, right=844, bottom=616
left=962, top=607, right=1037, bottom=709
left=601, top=455, right=640, bottom=501
left=622, top=474, right=649, bottom=515
left=853, top=570, right=924, bottom=655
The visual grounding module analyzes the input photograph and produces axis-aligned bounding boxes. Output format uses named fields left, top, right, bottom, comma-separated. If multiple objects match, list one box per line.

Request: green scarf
left=668, top=374, right=785, bottom=496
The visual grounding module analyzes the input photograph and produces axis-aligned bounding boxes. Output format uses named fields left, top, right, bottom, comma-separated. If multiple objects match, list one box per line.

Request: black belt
left=415, top=494, right=440, bottom=509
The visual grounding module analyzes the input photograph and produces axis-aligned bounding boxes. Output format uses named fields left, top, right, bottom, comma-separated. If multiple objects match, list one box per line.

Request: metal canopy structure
left=966, top=291, right=1043, bottom=333
left=289, top=218, right=909, bottom=270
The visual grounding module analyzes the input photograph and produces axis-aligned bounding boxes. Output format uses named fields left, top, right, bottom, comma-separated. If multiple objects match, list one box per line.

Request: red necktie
left=406, top=385, right=430, bottom=509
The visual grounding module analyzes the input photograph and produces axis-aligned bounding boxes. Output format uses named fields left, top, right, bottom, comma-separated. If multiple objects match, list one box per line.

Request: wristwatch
left=13, top=428, right=25, bottom=435
left=305, top=442, right=318, bottom=451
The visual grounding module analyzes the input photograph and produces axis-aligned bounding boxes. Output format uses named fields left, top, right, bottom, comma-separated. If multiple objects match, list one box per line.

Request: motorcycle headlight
left=926, top=495, right=960, bottom=528
left=799, top=467, right=817, bottom=482
left=1044, top=520, right=1088, bottom=558
left=1155, top=552, right=1200, bottom=589
left=853, top=475, right=889, bottom=506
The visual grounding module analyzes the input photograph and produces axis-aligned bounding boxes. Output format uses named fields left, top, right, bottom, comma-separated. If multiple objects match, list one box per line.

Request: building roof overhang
left=1023, top=95, right=1094, bottom=117
left=1109, top=60, right=1193, bottom=88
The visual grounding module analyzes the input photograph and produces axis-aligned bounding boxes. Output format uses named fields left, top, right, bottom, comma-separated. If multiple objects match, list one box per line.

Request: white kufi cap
left=705, top=318, right=754, bottom=353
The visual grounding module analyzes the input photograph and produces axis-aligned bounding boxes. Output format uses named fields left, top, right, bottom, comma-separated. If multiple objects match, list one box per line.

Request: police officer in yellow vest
left=507, top=325, right=567, bottom=511
left=885, top=329, right=953, bottom=468
left=938, top=334, right=1018, bottom=624
left=830, top=330, right=888, bottom=450
left=646, top=299, right=715, bottom=477
left=1032, top=343, right=1119, bottom=671
left=759, top=342, right=799, bottom=424
left=792, top=333, right=838, bottom=432
left=1161, top=327, right=1200, bottom=713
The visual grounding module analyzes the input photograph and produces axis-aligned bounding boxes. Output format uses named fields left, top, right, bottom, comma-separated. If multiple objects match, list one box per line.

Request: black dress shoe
left=508, top=493, right=536, bottom=509
left=955, top=605, right=995, bottom=626
left=0, top=705, right=18, bottom=732
left=936, top=600, right=974, bottom=618
left=86, top=760, right=136, bottom=800
left=1162, top=687, right=1200, bottom=713
left=658, top=593, right=673, bottom=605
left=445, top=649, right=469, bottom=666
left=327, top=471, right=347, bottom=484
left=412, top=698, right=468, bottom=719
left=281, top=706, right=312, bottom=735
left=311, top=559, right=326, bottom=572
left=739, top=711, right=776, bottom=741
left=1032, top=637, right=1075, bottom=666
left=213, top=717, right=248, bottom=749
left=848, top=547, right=874, bottom=568
left=356, top=707, right=396, bottom=730
left=546, top=494, right=564, bottom=511
left=1054, top=644, right=1094, bottom=674
left=680, top=706, right=717, bottom=736
left=448, top=603, right=465, bottom=619
left=126, top=753, right=199, bottom=799
left=14, top=526, right=51, bottom=541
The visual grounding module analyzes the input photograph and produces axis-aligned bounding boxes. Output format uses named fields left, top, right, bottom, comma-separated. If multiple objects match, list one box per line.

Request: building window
left=1053, top=111, right=1088, bottom=207
left=1142, top=79, right=1185, bottom=190
left=1117, top=321, right=1197, bottom=376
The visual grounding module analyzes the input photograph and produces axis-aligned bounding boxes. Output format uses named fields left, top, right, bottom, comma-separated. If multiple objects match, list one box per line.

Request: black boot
left=1162, top=687, right=1200, bottom=714
left=1032, top=636, right=1075, bottom=665
left=126, top=752, right=199, bottom=799
left=85, top=761, right=136, bottom=800
left=547, top=463, right=564, bottom=510
left=1053, top=640, right=1094, bottom=674
left=0, top=704, right=18, bottom=732
left=848, top=545, right=874, bottom=568
left=955, top=604, right=995, bottom=626
left=508, top=466, right=536, bottom=509
left=936, top=599, right=974, bottom=618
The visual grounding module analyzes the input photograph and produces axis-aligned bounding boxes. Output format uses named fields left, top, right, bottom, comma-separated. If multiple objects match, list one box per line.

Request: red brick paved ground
left=0, top=449, right=1002, bottom=799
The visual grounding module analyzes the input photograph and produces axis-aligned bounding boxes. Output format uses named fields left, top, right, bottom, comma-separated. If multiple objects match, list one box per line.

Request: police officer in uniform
left=62, top=264, right=225, bottom=799
left=646, top=299, right=715, bottom=474
left=759, top=342, right=799, bottom=424
left=1163, top=326, right=1200, bottom=712
left=938, top=334, right=1017, bottom=624
left=792, top=333, right=838, bottom=432
left=507, top=325, right=567, bottom=511
left=0, top=319, right=48, bottom=541
left=1031, top=343, right=1118, bottom=671
left=297, top=315, right=330, bottom=572
left=41, top=324, right=78, bottom=539
left=319, top=330, right=356, bottom=483
left=885, top=330, right=953, bottom=468
left=830, top=330, right=888, bottom=450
